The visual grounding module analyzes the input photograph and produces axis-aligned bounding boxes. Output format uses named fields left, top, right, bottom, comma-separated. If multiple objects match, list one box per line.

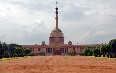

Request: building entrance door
left=53, top=49, right=61, bottom=55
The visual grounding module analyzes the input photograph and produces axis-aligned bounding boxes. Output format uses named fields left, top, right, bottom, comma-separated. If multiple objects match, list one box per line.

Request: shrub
left=14, top=47, right=24, bottom=57
left=114, top=54, right=116, bottom=58
left=0, top=55, right=2, bottom=59
left=103, top=54, right=105, bottom=57
left=40, top=52, right=45, bottom=56
left=68, top=51, right=76, bottom=56
left=24, top=49, right=31, bottom=56
left=110, top=54, right=113, bottom=58
left=106, top=53, right=110, bottom=58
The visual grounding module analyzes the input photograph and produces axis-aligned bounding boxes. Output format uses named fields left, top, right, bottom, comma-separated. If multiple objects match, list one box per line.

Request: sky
left=0, top=0, right=116, bottom=45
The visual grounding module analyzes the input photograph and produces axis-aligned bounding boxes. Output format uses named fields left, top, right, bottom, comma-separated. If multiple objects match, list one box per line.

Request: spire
left=55, top=2, right=58, bottom=15
left=55, top=1, right=59, bottom=50
left=55, top=1, right=59, bottom=37
left=55, top=1, right=59, bottom=29
left=56, top=1, right=58, bottom=4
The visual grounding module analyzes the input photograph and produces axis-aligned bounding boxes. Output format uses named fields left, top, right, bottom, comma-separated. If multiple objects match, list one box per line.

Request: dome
left=49, top=27, right=64, bottom=45
left=52, top=28, right=62, bottom=33
left=50, top=28, right=64, bottom=37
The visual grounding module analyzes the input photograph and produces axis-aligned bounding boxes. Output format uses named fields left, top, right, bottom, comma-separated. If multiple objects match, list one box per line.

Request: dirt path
left=0, top=56, right=116, bottom=73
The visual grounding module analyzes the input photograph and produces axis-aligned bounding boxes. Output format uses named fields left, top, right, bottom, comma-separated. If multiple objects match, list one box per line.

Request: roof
left=52, top=28, right=62, bottom=33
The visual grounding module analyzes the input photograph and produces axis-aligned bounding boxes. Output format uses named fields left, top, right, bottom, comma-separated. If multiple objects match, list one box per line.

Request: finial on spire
left=56, top=1, right=58, bottom=4
left=55, top=1, right=58, bottom=15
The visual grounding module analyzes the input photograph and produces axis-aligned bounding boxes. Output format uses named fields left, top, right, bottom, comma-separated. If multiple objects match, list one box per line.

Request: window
left=51, top=48, right=52, bottom=53
left=65, top=48, right=66, bottom=53
left=47, top=48, right=52, bottom=53
left=29, top=48, right=32, bottom=52
left=33, top=48, right=34, bottom=52
left=48, top=48, right=50, bottom=53
left=38, top=48, right=41, bottom=52
left=73, top=47, right=75, bottom=51
left=61, top=48, right=64, bottom=53
left=80, top=48, right=83, bottom=52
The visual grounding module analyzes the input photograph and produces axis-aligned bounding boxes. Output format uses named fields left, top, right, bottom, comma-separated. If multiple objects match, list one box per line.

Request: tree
left=14, top=47, right=24, bottom=57
left=9, top=44, right=18, bottom=58
left=2, top=42, right=9, bottom=58
left=0, top=42, right=9, bottom=58
left=93, top=48, right=100, bottom=57
left=24, top=48, right=31, bottom=57
left=101, top=44, right=111, bottom=57
left=68, top=50, right=77, bottom=56
left=83, top=48, right=88, bottom=56
left=83, top=47, right=93, bottom=56
left=101, top=45, right=106, bottom=57
left=0, top=43, right=3, bottom=59
left=105, top=44, right=112, bottom=58
left=109, top=39, right=116, bottom=58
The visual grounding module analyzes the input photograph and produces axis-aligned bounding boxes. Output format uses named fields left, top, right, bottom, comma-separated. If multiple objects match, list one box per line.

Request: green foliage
left=92, top=48, right=100, bottom=57
left=9, top=44, right=19, bottom=58
left=14, top=47, right=24, bottom=57
left=68, top=51, right=76, bottom=56
left=83, top=47, right=93, bottom=56
left=101, top=44, right=114, bottom=58
left=109, top=39, right=116, bottom=54
left=0, top=42, right=8, bottom=58
left=101, top=45, right=107, bottom=55
left=83, top=39, right=116, bottom=58
left=14, top=47, right=31, bottom=57
left=83, top=48, right=88, bottom=56
left=0, top=43, right=32, bottom=59
left=24, top=48, right=31, bottom=56
left=40, top=52, right=45, bottom=56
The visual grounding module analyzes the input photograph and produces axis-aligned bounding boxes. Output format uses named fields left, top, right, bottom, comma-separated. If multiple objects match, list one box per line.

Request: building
left=22, top=29, right=87, bottom=55
left=22, top=3, right=100, bottom=55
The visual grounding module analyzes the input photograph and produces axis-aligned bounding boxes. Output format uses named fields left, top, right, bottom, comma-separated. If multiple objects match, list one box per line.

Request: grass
left=88, top=56, right=116, bottom=60
left=107, top=58, right=116, bottom=60
left=0, top=56, right=32, bottom=61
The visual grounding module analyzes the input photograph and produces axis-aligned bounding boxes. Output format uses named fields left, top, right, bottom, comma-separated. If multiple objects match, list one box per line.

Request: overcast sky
left=0, top=0, right=116, bottom=45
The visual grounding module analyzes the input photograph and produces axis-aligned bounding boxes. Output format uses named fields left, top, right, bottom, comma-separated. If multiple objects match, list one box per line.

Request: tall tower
left=49, top=2, right=64, bottom=54
left=55, top=2, right=59, bottom=50
left=49, top=3, right=64, bottom=45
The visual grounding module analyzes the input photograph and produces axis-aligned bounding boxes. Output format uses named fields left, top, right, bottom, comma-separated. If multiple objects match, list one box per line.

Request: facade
left=22, top=28, right=87, bottom=55
left=22, top=3, right=100, bottom=55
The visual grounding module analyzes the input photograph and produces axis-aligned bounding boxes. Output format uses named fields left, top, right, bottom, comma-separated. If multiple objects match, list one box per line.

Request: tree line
left=83, top=39, right=116, bottom=58
left=0, top=42, right=31, bottom=59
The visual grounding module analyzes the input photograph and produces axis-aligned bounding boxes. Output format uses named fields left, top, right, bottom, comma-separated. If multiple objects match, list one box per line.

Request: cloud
left=94, top=31, right=108, bottom=35
left=0, top=0, right=116, bottom=45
